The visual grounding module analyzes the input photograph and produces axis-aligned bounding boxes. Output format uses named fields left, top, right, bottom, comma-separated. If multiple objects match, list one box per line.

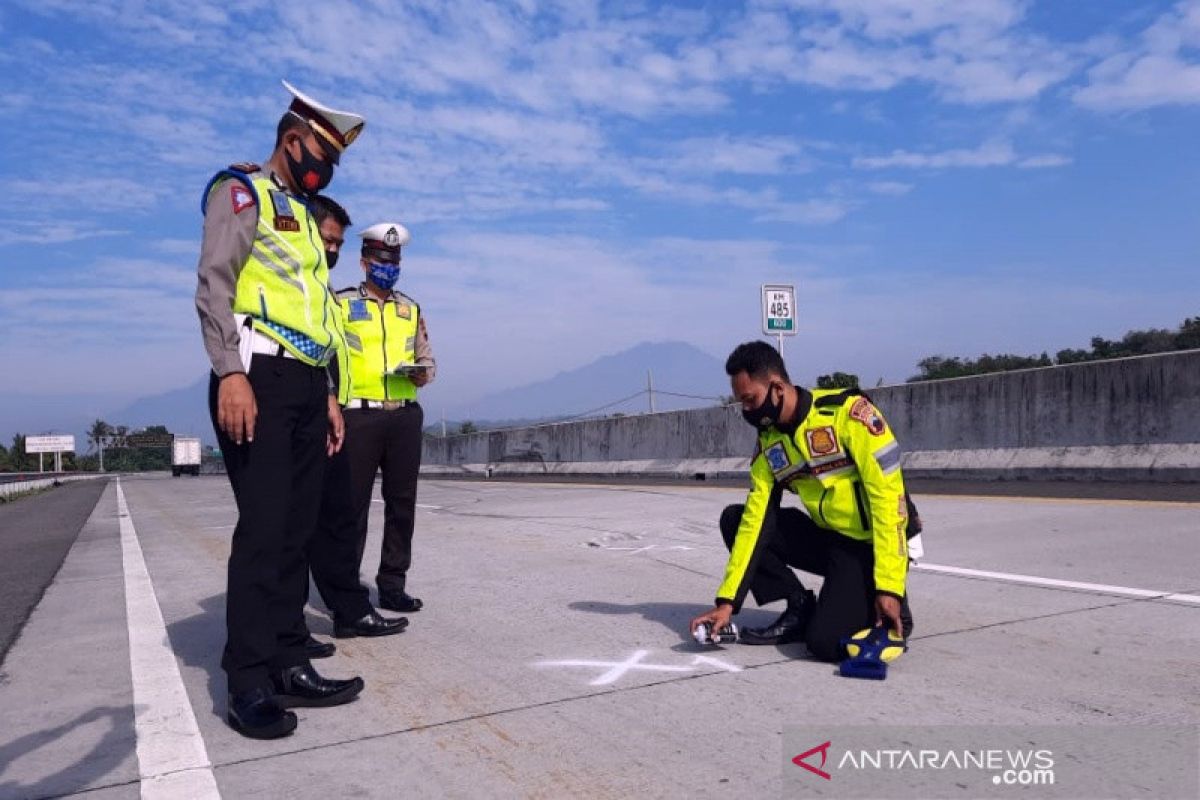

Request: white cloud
left=853, top=139, right=1069, bottom=170
left=1075, top=0, right=1200, bottom=110
left=867, top=181, right=913, bottom=196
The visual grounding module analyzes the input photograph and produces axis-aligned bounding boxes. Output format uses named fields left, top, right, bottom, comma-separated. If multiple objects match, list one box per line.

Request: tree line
left=909, top=315, right=1200, bottom=382
left=0, top=421, right=178, bottom=473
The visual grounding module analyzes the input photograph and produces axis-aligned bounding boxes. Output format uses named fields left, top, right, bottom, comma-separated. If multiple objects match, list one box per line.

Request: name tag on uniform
left=347, top=299, right=371, bottom=321
left=764, top=442, right=791, bottom=473
left=394, top=302, right=412, bottom=320
left=269, top=190, right=299, bottom=232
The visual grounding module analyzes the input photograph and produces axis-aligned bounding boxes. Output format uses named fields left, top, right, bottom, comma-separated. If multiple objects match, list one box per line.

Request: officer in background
left=337, top=223, right=436, bottom=614
left=690, top=341, right=914, bottom=662
left=304, top=196, right=408, bottom=646
left=195, top=81, right=365, bottom=739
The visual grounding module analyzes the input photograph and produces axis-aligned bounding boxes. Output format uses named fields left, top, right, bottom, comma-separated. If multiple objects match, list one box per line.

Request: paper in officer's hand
left=389, top=363, right=431, bottom=377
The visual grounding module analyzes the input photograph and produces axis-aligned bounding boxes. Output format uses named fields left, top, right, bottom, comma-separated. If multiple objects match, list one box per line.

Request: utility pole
left=776, top=332, right=784, bottom=356
left=441, top=409, right=447, bottom=438
left=647, top=369, right=656, bottom=413
left=99, top=438, right=105, bottom=473
left=39, top=452, right=44, bottom=473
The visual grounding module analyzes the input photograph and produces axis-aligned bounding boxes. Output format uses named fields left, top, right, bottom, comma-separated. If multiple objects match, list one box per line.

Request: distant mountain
left=449, top=341, right=728, bottom=422
left=0, top=341, right=730, bottom=449
left=109, top=376, right=213, bottom=443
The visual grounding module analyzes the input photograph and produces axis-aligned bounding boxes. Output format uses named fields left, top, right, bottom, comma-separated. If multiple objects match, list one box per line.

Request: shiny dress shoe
left=333, top=610, right=409, bottom=639
left=269, top=665, right=364, bottom=709
left=304, top=634, right=336, bottom=659
left=379, top=590, right=423, bottom=613
left=740, top=590, right=817, bottom=645
left=227, top=688, right=297, bottom=739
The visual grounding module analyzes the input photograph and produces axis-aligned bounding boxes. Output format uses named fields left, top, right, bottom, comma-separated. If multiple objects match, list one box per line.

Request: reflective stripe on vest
left=338, top=290, right=420, bottom=401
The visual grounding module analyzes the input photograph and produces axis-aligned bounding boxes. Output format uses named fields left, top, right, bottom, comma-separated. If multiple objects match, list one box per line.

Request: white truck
left=171, top=436, right=202, bottom=477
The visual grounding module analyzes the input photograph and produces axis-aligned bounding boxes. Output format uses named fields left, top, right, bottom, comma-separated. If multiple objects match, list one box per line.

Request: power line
left=556, top=390, right=649, bottom=422
left=654, top=390, right=726, bottom=402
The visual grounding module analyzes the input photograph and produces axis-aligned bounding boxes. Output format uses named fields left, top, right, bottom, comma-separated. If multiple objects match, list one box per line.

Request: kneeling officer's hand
left=690, top=602, right=733, bottom=637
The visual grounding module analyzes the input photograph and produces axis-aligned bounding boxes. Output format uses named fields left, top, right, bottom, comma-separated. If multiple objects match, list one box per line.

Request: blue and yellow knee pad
left=839, top=626, right=907, bottom=680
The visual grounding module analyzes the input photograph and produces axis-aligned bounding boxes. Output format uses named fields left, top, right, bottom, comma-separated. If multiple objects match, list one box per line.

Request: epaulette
left=334, top=286, right=360, bottom=299
left=228, top=161, right=261, bottom=174
left=814, top=388, right=866, bottom=408
left=392, top=290, right=419, bottom=310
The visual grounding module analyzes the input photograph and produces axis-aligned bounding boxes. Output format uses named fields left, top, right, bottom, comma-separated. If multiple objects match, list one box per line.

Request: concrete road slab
left=0, top=475, right=1196, bottom=799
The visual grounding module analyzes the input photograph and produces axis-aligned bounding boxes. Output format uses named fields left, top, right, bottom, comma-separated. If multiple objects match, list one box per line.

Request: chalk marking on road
left=536, top=650, right=694, bottom=685
left=117, top=479, right=221, bottom=800
left=371, top=500, right=444, bottom=510
left=915, top=562, right=1200, bottom=606
left=691, top=655, right=742, bottom=672
left=588, top=543, right=694, bottom=555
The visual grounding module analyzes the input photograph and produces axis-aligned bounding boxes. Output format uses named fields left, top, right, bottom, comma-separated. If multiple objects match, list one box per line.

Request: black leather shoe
left=304, top=635, right=336, bottom=659
left=269, top=665, right=364, bottom=709
left=379, top=591, right=423, bottom=613
left=227, top=688, right=297, bottom=739
left=740, top=590, right=816, bottom=645
left=334, top=610, right=409, bottom=639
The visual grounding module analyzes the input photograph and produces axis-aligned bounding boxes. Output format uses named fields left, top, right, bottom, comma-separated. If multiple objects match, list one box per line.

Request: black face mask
left=742, top=383, right=783, bottom=431
left=325, top=249, right=339, bottom=269
left=286, top=138, right=334, bottom=195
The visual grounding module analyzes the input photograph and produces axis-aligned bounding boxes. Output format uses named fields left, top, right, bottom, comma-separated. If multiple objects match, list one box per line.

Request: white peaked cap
left=281, top=80, right=365, bottom=161
left=360, top=222, right=412, bottom=262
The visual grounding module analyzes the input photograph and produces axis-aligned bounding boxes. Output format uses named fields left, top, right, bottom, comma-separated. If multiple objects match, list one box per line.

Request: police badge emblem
left=764, top=442, right=791, bottom=473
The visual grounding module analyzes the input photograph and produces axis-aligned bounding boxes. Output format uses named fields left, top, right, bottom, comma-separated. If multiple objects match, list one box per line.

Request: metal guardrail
left=0, top=474, right=108, bottom=500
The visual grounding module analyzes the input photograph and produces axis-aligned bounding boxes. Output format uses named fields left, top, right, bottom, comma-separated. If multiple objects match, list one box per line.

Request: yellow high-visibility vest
left=336, top=285, right=420, bottom=401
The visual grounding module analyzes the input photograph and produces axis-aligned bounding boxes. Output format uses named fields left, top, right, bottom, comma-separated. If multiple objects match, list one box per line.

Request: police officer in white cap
left=336, top=223, right=436, bottom=615
left=194, top=80, right=366, bottom=740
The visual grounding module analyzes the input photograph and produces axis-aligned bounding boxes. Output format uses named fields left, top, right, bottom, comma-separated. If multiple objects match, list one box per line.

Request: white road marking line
left=117, top=480, right=221, bottom=800
left=915, top=562, right=1200, bottom=606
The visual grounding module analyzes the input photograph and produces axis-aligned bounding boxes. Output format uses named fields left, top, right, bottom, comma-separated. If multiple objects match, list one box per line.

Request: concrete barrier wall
left=423, top=349, right=1200, bottom=481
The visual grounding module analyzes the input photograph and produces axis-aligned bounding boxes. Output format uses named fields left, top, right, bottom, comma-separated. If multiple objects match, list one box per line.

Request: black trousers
left=344, top=404, right=424, bottom=594
left=307, top=445, right=373, bottom=623
left=209, top=356, right=327, bottom=693
left=719, top=503, right=912, bottom=663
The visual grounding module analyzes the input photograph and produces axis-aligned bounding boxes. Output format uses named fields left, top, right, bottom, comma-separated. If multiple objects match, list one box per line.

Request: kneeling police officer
left=690, top=341, right=914, bottom=661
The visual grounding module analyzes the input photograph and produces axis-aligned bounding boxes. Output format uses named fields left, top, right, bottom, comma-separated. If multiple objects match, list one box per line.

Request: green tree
left=1177, top=317, right=1200, bottom=350
left=816, top=372, right=860, bottom=390
left=9, top=434, right=30, bottom=472
left=458, top=421, right=478, bottom=435
left=87, top=419, right=112, bottom=454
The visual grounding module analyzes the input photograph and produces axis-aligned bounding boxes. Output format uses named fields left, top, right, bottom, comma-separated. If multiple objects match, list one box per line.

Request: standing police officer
left=195, top=81, right=365, bottom=739
left=304, top=196, right=408, bottom=645
left=337, top=223, right=436, bottom=614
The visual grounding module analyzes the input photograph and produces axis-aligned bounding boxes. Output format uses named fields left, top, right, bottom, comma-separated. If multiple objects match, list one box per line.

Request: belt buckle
left=382, top=401, right=402, bottom=411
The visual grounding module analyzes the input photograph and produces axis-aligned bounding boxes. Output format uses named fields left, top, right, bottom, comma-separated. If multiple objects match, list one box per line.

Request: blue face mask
left=367, top=261, right=400, bottom=291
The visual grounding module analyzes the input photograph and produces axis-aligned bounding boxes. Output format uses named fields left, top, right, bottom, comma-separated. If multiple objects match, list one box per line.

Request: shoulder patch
left=848, top=397, right=887, bottom=436
left=230, top=183, right=255, bottom=214
left=394, top=301, right=412, bottom=320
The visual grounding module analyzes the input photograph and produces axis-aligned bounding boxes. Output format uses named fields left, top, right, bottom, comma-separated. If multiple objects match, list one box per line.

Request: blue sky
left=1, top=0, right=1198, bottom=430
